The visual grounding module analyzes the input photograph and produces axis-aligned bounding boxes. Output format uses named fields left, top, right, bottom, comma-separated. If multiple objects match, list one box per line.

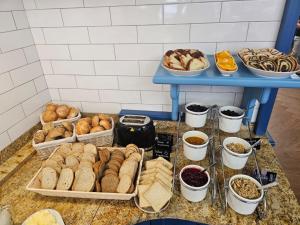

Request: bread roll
left=56, top=105, right=70, bottom=119
left=62, top=121, right=73, bottom=132
left=45, top=103, right=57, bottom=111
left=90, top=126, right=105, bottom=133
left=33, top=130, right=46, bottom=144
left=47, top=127, right=65, bottom=139
left=42, top=122, right=54, bottom=132
left=98, top=113, right=110, bottom=120
left=42, top=110, right=57, bottom=123
left=64, top=130, right=73, bottom=138
left=99, top=119, right=111, bottom=130
left=67, top=107, right=79, bottom=119
left=92, top=115, right=99, bottom=127
left=81, top=117, right=92, bottom=125
left=76, top=120, right=90, bottom=135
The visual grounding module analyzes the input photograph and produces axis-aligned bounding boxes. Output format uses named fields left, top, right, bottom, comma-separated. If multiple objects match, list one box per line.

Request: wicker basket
left=32, top=125, right=76, bottom=160
left=40, top=107, right=81, bottom=126
left=76, top=118, right=114, bottom=147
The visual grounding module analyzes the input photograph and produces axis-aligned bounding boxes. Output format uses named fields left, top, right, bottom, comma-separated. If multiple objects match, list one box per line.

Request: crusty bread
left=138, top=185, right=151, bottom=208
left=117, top=175, right=132, bottom=193
left=119, top=159, right=138, bottom=180
left=143, top=181, right=172, bottom=212
left=41, top=167, right=58, bottom=190
left=42, top=159, right=61, bottom=173
left=65, top=155, right=79, bottom=172
left=56, top=168, right=74, bottom=190
left=84, top=143, right=97, bottom=156
left=72, top=167, right=95, bottom=192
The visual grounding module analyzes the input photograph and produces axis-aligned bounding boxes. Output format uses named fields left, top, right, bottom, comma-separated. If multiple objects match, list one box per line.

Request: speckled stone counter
left=1, top=120, right=300, bottom=225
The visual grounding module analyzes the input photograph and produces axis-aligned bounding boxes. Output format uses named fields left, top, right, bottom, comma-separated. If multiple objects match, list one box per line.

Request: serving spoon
left=201, top=162, right=217, bottom=173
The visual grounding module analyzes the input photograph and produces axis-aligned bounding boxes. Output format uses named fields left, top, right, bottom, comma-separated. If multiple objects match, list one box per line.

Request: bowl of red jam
left=179, top=165, right=210, bottom=202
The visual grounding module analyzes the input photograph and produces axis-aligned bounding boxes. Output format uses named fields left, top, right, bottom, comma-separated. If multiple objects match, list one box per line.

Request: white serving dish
left=182, top=131, right=209, bottom=161
left=162, top=55, right=210, bottom=76
left=219, top=106, right=244, bottom=133
left=40, top=110, right=81, bottom=126
left=222, top=137, right=252, bottom=170
left=22, top=209, right=65, bottom=225
left=26, top=147, right=144, bottom=200
left=227, top=174, right=264, bottom=215
left=179, top=165, right=210, bottom=202
left=238, top=55, right=300, bottom=79
left=185, top=103, right=209, bottom=128
left=214, top=54, right=238, bottom=76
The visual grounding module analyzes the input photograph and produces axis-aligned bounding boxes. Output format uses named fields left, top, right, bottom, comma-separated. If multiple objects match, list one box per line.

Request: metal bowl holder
left=208, top=105, right=268, bottom=220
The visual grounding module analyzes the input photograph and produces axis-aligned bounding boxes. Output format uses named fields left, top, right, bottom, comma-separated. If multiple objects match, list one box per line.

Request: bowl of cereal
left=222, top=137, right=252, bottom=169
left=228, top=174, right=264, bottom=215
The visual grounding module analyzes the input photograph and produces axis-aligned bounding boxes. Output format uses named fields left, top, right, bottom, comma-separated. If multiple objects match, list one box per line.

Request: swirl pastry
left=239, top=48, right=299, bottom=72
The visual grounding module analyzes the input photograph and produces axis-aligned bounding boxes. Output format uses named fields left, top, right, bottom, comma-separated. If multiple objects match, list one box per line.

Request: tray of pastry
left=26, top=143, right=144, bottom=200
left=162, top=49, right=210, bottom=76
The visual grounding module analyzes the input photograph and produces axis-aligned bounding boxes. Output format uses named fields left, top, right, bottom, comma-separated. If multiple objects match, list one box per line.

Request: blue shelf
left=153, top=55, right=300, bottom=88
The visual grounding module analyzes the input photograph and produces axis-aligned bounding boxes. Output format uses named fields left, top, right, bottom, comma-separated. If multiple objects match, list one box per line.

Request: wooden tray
left=26, top=146, right=144, bottom=200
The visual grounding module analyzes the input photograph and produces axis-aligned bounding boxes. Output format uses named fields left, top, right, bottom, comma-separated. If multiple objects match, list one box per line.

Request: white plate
left=162, top=56, right=210, bottom=76
left=214, top=54, right=238, bottom=76
left=238, top=55, right=300, bottom=79
left=22, top=209, right=65, bottom=225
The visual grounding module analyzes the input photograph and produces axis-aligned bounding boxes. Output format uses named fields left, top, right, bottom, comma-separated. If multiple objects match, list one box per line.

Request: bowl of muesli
left=228, top=174, right=264, bottom=215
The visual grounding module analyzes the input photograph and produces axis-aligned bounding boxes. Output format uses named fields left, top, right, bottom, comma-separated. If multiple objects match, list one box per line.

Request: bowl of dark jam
left=185, top=102, right=209, bottom=128
left=219, top=106, right=245, bottom=133
left=179, top=165, right=210, bottom=202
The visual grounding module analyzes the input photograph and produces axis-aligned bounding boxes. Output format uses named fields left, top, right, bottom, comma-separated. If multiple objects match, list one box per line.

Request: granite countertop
left=0, top=120, right=300, bottom=225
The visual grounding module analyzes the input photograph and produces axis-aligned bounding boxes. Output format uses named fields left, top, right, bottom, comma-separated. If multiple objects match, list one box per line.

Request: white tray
left=26, top=147, right=144, bottom=200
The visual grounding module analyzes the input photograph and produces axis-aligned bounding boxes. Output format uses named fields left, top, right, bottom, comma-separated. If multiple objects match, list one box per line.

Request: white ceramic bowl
left=185, top=103, right=209, bottom=128
left=179, top=165, right=210, bottom=202
left=219, top=106, right=245, bottom=133
left=238, top=55, right=300, bottom=79
left=22, top=209, right=65, bottom=225
left=228, top=174, right=264, bottom=215
left=222, top=137, right=252, bottom=170
left=161, top=55, right=210, bottom=76
left=182, top=131, right=209, bottom=161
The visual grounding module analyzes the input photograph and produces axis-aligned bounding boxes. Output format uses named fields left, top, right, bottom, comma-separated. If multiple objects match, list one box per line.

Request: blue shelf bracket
left=241, top=87, right=272, bottom=125
left=170, top=84, right=179, bottom=120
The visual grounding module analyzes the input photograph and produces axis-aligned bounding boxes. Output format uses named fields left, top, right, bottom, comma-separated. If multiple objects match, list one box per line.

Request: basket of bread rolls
left=32, top=122, right=76, bottom=159
left=75, top=114, right=114, bottom=147
left=26, top=143, right=144, bottom=200
left=40, top=103, right=81, bottom=125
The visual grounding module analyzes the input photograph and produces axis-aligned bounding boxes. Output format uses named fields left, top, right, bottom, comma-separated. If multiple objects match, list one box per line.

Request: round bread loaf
left=42, top=110, right=57, bottom=123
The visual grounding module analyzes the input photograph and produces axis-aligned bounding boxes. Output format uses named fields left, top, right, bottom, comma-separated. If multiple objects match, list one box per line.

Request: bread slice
left=140, top=172, right=172, bottom=185
left=138, top=185, right=151, bottom=208
left=143, top=181, right=172, bottom=212
left=141, top=170, right=173, bottom=183
left=119, top=159, right=138, bottom=180
left=117, top=175, right=132, bottom=193
left=42, top=159, right=61, bottom=173
left=41, top=167, right=58, bottom=190
left=145, top=162, right=172, bottom=176
left=72, top=167, right=95, bottom=192
left=56, top=168, right=74, bottom=190
left=155, top=157, right=173, bottom=170
left=140, top=176, right=172, bottom=190
left=142, top=167, right=172, bottom=176
left=84, top=143, right=97, bottom=156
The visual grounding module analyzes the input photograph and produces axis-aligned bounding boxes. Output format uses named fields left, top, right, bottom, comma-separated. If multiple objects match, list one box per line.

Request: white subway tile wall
left=0, top=1, right=50, bottom=150
left=0, top=0, right=285, bottom=151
